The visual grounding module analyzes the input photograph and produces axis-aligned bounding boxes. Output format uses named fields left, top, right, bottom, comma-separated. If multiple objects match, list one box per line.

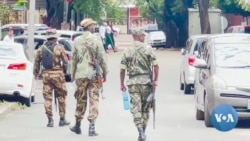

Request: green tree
left=0, top=0, right=13, bottom=25
left=135, top=0, right=164, bottom=28
left=72, top=0, right=125, bottom=23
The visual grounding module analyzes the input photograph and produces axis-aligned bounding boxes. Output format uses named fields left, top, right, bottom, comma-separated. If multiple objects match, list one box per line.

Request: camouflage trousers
left=74, top=78, right=100, bottom=123
left=42, top=70, right=67, bottom=118
left=128, top=84, right=152, bottom=128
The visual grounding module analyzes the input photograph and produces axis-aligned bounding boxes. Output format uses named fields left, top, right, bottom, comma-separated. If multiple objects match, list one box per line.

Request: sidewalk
left=0, top=80, right=43, bottom=117
left=0, top=102, right=15, bottom=117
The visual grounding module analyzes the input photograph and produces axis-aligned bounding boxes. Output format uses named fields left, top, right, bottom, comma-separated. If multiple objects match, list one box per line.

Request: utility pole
left=27, top=0, right=35, bottom=62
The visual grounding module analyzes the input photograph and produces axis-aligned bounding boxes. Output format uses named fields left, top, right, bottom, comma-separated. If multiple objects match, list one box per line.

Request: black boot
left=88, top=123, right=98, bottom=136
left=47, top=117, right=54, bottom=127
left=70, top=121, right=81, bottom=134
left=59, top=117, right=70, bottom=126
left=137, top=127, right=146, bottom=141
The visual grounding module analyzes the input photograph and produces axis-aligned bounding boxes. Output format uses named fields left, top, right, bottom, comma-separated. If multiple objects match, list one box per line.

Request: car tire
left=204, top=95, right=212, bottom=127
left=184, top=83, right=192, bottom=94
left=31, top=95, right=35, bottom=102
left=180, top=75, right=184, bottom=90
left=180, top=83, right=184, bottom=90
left=20, top=96, right=31, bottom=107
left=196, top=109, right=204, bottom=120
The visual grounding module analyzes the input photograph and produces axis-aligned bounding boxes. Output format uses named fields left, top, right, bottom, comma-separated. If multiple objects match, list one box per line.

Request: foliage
left=0, top=0, right=13, bottom=25
left=72, top=0, right=125, bottom=23
left=135, top=0, right=164, bottom=27
left=237, top=0, right=250, bottom=12
left=0, top=100, right=26, bottom=111
left=72, top=0, right=102, bottom=22
left=103, top=0, right=126, bottom=22
left=11, top=102, right=26, bottom=110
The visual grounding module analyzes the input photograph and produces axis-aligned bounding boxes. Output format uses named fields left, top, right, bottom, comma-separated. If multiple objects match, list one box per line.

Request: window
left=60, top=35, right=71, bottom=38
left=34, top=38, right=46, bottom=49
left=14, top=38, right=25, bottom=44
left=58, top=39, right=72, bottom=51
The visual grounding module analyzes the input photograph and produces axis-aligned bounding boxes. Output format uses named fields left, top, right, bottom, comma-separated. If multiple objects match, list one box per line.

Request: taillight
left=7, top=63, right=26, bottom=70
left=188, top=56, right=195, bottom=66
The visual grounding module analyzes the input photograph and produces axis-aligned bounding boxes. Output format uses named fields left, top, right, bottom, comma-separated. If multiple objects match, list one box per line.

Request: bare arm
left=120, top=69, right=126, bottom=90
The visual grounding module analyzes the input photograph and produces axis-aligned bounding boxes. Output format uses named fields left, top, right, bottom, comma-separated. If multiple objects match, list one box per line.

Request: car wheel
left=20, top=96, right=31, bottom=107
left=184, top=83, right=192, bottom=94
left=180, top=75, right=184, bottom=90
left=180, top=83, right=184, bottom=90
left=204, top=95, right=212, bottom=127
left=31, top=95, right=35, bottom=102
left=196, top=109, right=204, bottom=120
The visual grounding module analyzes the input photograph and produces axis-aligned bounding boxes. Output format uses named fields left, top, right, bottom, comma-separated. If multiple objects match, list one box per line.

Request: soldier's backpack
left=41, top=43, right=56, bottom=69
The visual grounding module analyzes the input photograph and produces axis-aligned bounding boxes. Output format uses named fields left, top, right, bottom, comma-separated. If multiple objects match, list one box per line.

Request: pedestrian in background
left=33, top=29, right=70, bottom=127
left=99, top=21, right=108, bottom=53
left=109, top=21, right=117, bottom=49
left=70, top=18, right=108, bottom=136
left=105, top=21, right=117, bottom=52
left=3, top=27, right=14, bottom=42
left=120, top=28, right=159, bottom=141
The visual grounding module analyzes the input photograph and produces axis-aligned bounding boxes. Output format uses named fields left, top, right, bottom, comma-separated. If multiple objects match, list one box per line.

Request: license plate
left=247, top=100, right=250, bottom=110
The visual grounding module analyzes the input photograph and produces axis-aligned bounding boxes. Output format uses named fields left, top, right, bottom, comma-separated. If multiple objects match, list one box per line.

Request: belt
left=129, top=74, right=150, bottom=79
left=43, top=69, right=63, bottom=73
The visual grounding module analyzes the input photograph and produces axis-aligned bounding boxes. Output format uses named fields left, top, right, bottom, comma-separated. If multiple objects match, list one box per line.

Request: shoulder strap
left=134, top=47, right=152, bottom=74
left=42, top=44, right=55, bottom=55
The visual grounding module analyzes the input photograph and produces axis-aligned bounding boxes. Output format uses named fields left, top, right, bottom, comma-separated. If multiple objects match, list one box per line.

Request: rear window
left=194, top=38, right=206, bottom=52
left=0, top=46, right=16, bottom=57
left=73, top=34, right=82, bottom=40
left=34, top=38, right=46, bottom=49
left=60, top=34, right=71, bottom=38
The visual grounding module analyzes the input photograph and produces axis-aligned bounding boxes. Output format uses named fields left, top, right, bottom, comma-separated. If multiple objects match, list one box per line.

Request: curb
left=0, top=103, right=15, bottom=117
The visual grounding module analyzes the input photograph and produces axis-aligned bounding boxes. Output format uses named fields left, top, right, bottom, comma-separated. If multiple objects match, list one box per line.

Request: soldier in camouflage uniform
left=120, top=28, right=159, bottom=141
left=33, top=29, right=70, bottom=127
left=70, top=18, right=108, bottom=136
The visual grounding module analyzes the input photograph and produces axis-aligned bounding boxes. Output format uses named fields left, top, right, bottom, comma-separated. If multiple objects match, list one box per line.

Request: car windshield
left=0, top=46, right=17, bottom=57
left=149, top=31, right=164, bottom=37
left=215, top=44, right=250, bottom=68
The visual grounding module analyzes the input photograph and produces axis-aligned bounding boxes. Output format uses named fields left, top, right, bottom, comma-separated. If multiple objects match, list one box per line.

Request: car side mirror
left=193, top=58, right=208, bottom=69
left=181, top=48, right=186, bottom=55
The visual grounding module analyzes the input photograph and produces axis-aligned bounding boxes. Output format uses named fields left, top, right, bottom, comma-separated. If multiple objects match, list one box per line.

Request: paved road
left=0, top=35, right=250, bottom=141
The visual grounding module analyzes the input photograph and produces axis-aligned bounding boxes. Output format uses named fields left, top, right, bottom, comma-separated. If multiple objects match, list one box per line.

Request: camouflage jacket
left=71, top=31, right=108, bottom=80
left=33, top=42, right=68, bottom=75
left=120, top=41, right=158, bottom=85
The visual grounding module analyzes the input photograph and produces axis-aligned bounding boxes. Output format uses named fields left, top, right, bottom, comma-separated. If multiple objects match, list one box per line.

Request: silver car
left=193, top=33, right=250, bottom=127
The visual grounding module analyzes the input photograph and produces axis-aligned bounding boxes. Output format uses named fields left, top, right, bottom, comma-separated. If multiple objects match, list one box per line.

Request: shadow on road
left=236, top=119, right=250, bottom=128
left=0, top=95, right=19, bottom=103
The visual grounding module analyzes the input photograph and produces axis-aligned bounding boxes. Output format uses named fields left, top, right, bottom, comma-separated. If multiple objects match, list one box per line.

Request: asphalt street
left=0, top=35, right=250, bottom=141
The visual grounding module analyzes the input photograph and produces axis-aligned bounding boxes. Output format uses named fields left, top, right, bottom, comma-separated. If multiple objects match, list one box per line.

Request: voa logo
left=214, top=113, right=235, bottom=123
left=211, top=104, right=238, bottom=132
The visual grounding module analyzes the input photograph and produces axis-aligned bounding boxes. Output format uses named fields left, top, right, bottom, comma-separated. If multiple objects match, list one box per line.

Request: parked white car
left=56, top=30, right=83, bottom=41
left=180, top=34, right=210, bottom=94
left=0, top=42, right=35, bottom=106
left=193, top=33, right=250, bottom=127
left=148, top=30, right=166, bottom=48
